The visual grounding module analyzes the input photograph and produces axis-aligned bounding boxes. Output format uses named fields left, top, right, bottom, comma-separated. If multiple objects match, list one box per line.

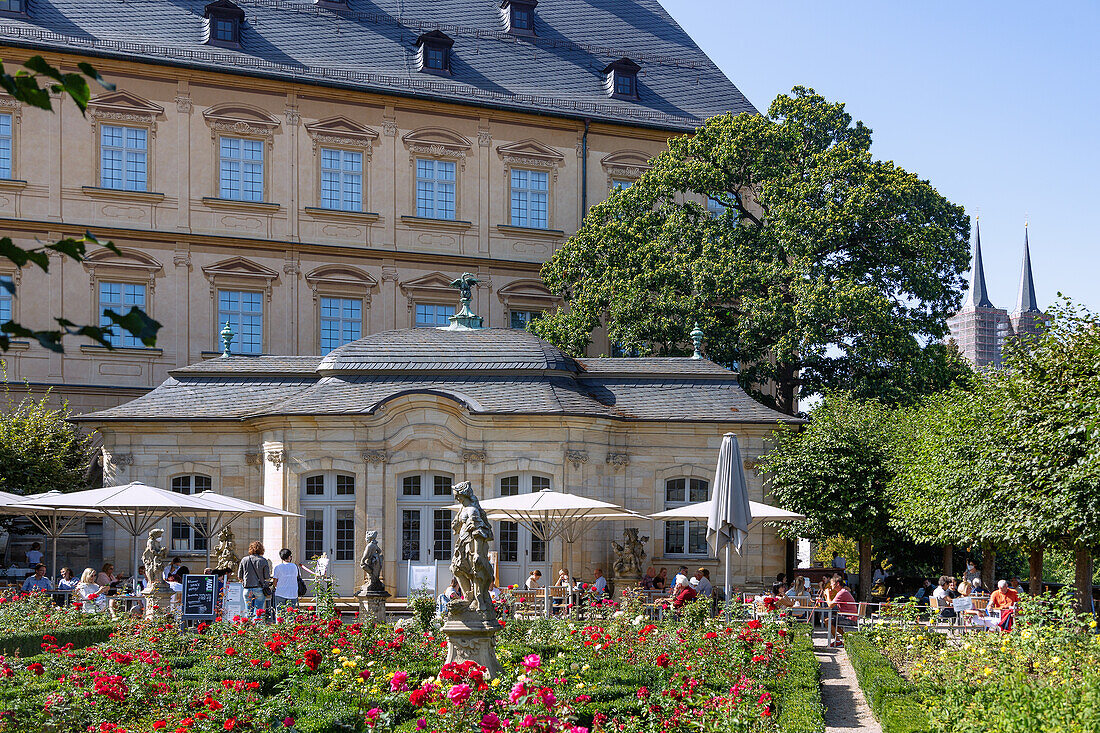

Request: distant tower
left=947, top=218, right=1010, bottom=367
left=1009, top=223, right=1045, bottom=340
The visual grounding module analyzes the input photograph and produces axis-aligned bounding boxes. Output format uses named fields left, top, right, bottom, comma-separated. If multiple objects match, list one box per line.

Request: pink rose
left=447, top=683, right=472, bottom=706
left=522, top=653, right=541, bottom=671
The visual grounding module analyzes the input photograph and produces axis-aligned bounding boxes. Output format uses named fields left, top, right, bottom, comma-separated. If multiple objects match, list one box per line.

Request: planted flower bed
left=0, top=591, right=117, bottom=657
left=854, top=593, right=1100, bottom=733
left=0, top=594, right=822, bottom=733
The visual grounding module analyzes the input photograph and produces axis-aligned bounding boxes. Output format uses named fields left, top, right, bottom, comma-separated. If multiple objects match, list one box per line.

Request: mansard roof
left=0, top=0, right=757, bottom=132
left=75, top=327, right=795, bottom=425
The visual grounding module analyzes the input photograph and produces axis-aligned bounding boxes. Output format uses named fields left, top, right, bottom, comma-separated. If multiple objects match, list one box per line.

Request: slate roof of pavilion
left=0, top=0, right=757, bottom=132
left=75, top=327, right=797, bottom=424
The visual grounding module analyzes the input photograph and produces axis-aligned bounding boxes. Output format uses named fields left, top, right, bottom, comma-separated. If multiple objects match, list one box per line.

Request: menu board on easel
left=181, top=575, right=217, bottom=623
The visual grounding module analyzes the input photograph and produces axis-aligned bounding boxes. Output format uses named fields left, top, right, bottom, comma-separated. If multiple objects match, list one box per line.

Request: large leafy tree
left=0, top=57, right=159, bottom=352
left=760, top=394, right=897, bottom=599
left=0, top=391, right=91, bottom=496
left=533, top=87, right=970, bottom=415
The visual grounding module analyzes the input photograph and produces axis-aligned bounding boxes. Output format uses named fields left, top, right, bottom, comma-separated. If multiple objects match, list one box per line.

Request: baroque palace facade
left=1, top=0, right=792, bottom=592
left=0, top=0, right=756, bottom=414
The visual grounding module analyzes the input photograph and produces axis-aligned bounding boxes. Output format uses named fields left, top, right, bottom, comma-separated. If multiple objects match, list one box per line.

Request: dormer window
left=501, top=0, right=537, bottom=36
left=0, top=0, right=28, bottom=17
left=603, top=57, right=641, bottom=100
left=416, top=30, right=454, bottom=76
left=204, top=0, right=244, bottom=50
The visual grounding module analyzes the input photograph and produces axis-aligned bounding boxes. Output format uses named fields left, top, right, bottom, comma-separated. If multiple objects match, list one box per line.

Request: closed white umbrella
left=706, top=433, right=753, bottom=603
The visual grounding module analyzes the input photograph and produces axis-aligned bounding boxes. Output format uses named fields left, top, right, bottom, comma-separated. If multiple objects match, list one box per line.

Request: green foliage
left=0, top=624, right=115, bottom=657
left=0, top=57, right=160, bottom=353
left=408, top=592, right=436, bottom=631
left=768, top=625, right=825, bottom=733
left=844, top=633, right=931, bottom=733
left=761, top=394, right=896, bottom=542
left=0, top=390, right=91, bottom=495
left=533, top=86, right=971, bottom=414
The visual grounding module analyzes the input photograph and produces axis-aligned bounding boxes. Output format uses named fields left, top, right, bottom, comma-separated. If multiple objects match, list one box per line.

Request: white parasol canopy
left=189, top=491, right=300, bottom=567
left=650, top=500, right=804, bottom=526
left=449, top=489, right=638, bottom=617
left=0, top=490, right=108, bottom=582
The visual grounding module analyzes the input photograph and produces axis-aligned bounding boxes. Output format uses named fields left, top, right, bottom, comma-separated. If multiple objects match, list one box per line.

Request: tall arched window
left=495, top=473, right=551, bottom=586
left=171, top=474, right=211, bottom=552
left=663, top=477, right=708, bottom=557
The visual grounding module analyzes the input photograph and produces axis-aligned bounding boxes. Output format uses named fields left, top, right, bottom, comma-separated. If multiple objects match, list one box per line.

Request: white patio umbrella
left=189, top=491, right=301, bottom=569
left=0, top=490, right=108, bottom=582
left=708, top=433, right=753, bottom=603
left=450, top=489, right=638, bottom=617
left=6, top=482, right=230, bottom=585
left=649, top=500, right=805, bottom=527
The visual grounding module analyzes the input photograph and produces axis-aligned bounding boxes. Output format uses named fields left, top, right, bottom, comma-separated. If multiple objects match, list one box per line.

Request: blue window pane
left=415, top=303, right=454, bottom=327
left=0, top=112, right=11, bottom=179
left=0, top=275, right=13, bottom=324
left=415, top=159, right=456, bottom=219
left=320, top=148, right=363, bottom=212
left=219, top=136, right=263, bottom=202
left=319, top=296, right=362, bottom=354
left=100, top=125, right=148, bottom=191
left=99, top=281, right=147, bottom=348
left=218, top=289, right=263, bottom=354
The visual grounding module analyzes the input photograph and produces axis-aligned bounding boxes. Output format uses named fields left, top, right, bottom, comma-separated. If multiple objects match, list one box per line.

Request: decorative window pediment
left=403, top=127, right=471, bottom=164
left=305, top=264, right=378, bottom=303
left=202, top=103, right=280, bottom=142
left=496, top=138, right=564, bottom=178
left=497, top=278, right=560, bottom=309
left=304, top=116, right=378, bottom=153
left=202, top=256, right=279, bottom=300
left=399, top=271, right=461, bottom=300
left=87, top=91, right=164, bottom=130
left=601, top=149, right=652, bottom=188
left=82, top=248, right=163, bottom=289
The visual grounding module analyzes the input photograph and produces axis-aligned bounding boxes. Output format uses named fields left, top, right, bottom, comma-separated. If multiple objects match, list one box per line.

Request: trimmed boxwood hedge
left=0, top=624, right=115, bottom=658
left=844, top=633, right=931, bottom=733
left=767, top=624, right=825, bottom=733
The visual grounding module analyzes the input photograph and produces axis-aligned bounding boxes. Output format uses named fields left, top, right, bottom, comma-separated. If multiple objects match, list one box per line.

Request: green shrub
left=768, top=625, right=825, bottom=733
left=0, top=624, right=115, bottom=657
left=845, top=633, right=930, bottom=733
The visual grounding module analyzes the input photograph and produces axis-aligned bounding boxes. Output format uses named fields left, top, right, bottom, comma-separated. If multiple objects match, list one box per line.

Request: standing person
left=21, top=564, right=53, bottom=592
left=25, top=542, right=44, bottom=567
left=163, top=557, right=191, bottom=580
left=592, top=568, right=607, bottom=596
left=963, top=560, right=981, bottom=587
left=238, top=541, right=272, bottom=622
left=271, top=548, right=303, bottom=616
left=831, top=552, right=846, bottom=570
left=57, top=567, right=79, bottom=591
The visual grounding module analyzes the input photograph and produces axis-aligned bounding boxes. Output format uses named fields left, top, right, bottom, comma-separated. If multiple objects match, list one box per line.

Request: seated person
left=640, top=566, right=658, bottom=590
left=671, top=581, right=697, bottom=609
left=525, top=569, right=542, bottom=590
left=988, top=579, right=1019, bottom=612
left=592, top=568, right=608, bottom=597
left=57, top=567, right=79, bottom=592
left=690, top=568, right=713, bottom=598
left=653, top=568, right=668, bottom=592
left=825, top=574, right=858, bottom=646
left=167, top=572, right=184, bottom=612
left=21, top=564, right=53, bottom=593
left=75, top=568, right=109, bottom=614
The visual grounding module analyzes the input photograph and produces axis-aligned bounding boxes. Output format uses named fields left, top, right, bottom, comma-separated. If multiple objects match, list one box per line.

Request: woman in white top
left=76, top=568, right=108, bottom=614
left=525, top=570, right=542, bottom=590
left=271, top=548, right=303, bottom=615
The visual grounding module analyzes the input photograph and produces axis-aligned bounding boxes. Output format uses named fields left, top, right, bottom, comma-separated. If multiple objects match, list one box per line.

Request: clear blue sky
left=662, top=1, right=1099, bottom=312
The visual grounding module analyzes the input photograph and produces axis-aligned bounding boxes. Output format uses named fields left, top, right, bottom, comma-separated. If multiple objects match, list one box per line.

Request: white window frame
left=217, top=289, right=263, bottom=355
left=0, top=112, right=12, bottom=179
left=319, top=296, right=363, bottom=354
left=320, top=147, right=364, bottom=212
left=663, top=477, right=709, bottom=557
left=397, top=472, right=455, bottom=564
left=415, top=158, right=456, bottom=220
left=170, top=474, right=212, bottom=553
left=509, top=168, right=549, bottom=228
left=496, top=473, right=551, bottom=564
left=99, top=124, right=148, bottom=191
left=300, top=472, right=357, bottom=563
left=0, top=274, right=13, bottom=325
left=98, top=281, right=147, bottom=348
left=219, top=135, right=264, bottom=202
left=509, top=309, right=542, bottom=330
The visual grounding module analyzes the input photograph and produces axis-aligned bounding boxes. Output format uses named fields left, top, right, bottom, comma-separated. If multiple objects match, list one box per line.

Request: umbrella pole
left=724, top=543, right=731, bottom=618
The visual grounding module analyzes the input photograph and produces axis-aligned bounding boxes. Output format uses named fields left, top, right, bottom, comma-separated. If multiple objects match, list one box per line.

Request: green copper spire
left=690, top=322, right=704, bottom=359
left=445, top=273, right=484, bottom=330
left=220, top=321, right=235, bottom=357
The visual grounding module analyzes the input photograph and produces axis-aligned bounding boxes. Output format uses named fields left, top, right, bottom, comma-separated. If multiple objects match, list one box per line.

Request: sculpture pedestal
left=441, top=616, right=503, bottom=679
left=356, top=587, right=389, bottom=624
left=142, top=584, right=173, bottom=619
left=610, top=574, right=642, bottom=600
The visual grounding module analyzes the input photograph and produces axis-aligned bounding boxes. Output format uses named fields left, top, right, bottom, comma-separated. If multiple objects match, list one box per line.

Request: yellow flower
left=331, top=648, right=340, bottom=654
left=1090, top=619, right=1098, bottom=629
left=983, top=667, right=993, bottom=676
left=490, top=678, right=502, bottom=687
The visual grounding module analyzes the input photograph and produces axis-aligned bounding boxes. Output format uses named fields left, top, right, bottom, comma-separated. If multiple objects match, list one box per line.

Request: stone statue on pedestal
left=140, top=528, right=173, bottom=618
left=212, top=526, right=239, bottom=571
left=356, top=530, right=389, bottom=623
left=612, top=528, right=649, bottom=578
left=441, top=481, right=502, bottom=678
left=360, top=530, right=385, bottom=593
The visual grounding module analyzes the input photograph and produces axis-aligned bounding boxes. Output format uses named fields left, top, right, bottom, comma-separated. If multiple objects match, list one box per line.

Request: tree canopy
left=0, top=391, right=91, bottom=496
left=533, top=87, right=971, bottom=415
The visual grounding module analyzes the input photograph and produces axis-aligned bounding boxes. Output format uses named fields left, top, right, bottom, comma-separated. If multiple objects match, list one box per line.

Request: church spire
left=965, top=218, right=993, bottom=308
left=1015, top=223, right=1040, bottom=314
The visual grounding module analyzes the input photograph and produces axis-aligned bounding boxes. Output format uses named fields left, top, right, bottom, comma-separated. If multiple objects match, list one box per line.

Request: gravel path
left=815, top=644, right=883, bottom=732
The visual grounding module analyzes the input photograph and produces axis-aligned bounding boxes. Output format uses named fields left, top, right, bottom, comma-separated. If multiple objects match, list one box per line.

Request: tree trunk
left=1074, top=545, right=1094, bottom=616
left=942, top=545, right=953, bottom=576
left=1028, top=547, right=1044, bottom=596
left=981, top=545, right=995, bottom=592
left=858, top=537, right=872, bottom=602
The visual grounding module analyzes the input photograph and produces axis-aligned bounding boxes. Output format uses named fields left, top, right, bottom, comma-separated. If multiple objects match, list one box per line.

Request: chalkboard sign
left=182, top=574, right=218, bottom=621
